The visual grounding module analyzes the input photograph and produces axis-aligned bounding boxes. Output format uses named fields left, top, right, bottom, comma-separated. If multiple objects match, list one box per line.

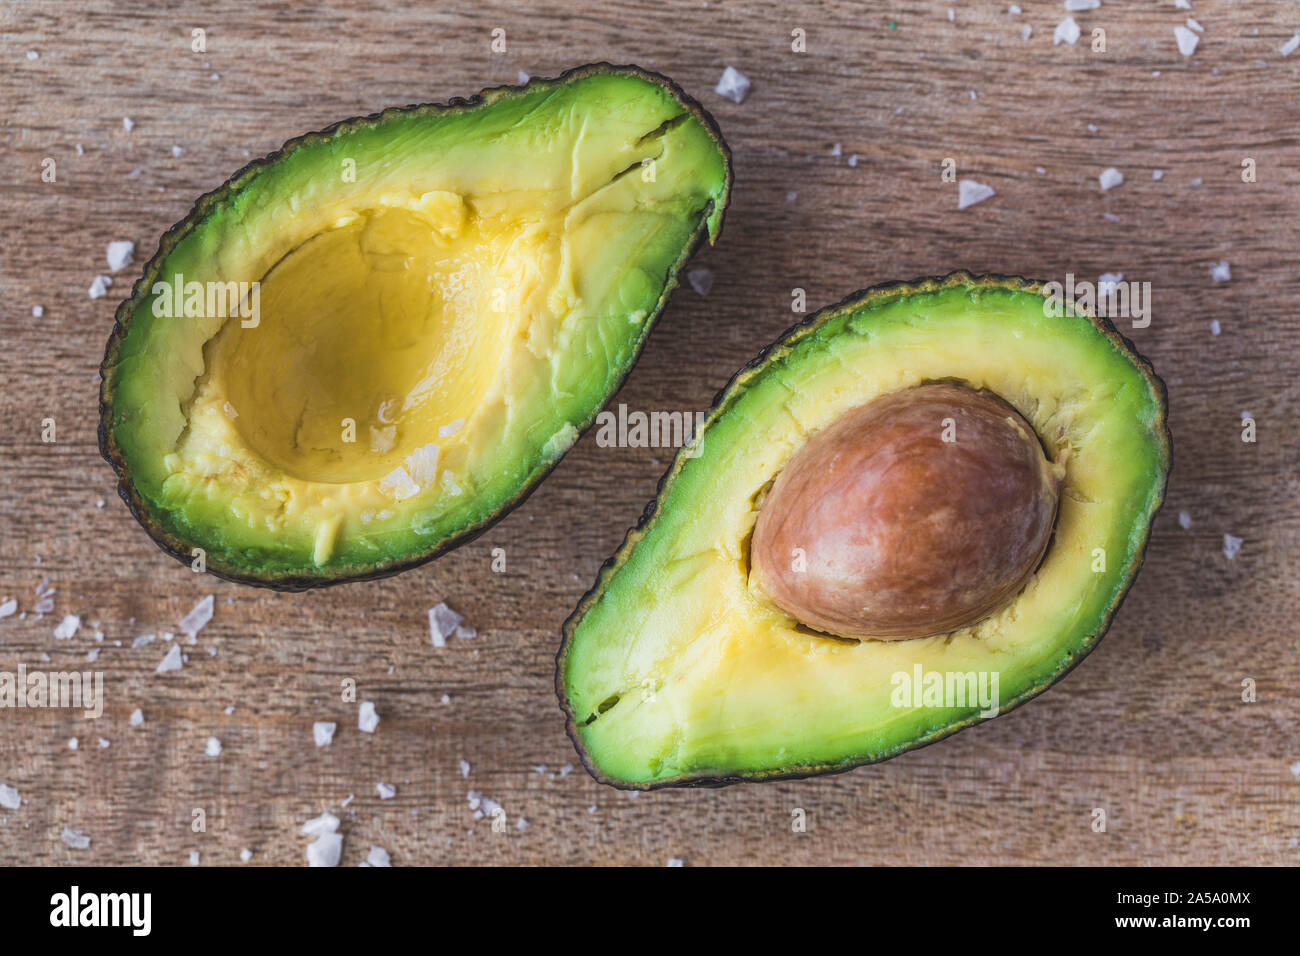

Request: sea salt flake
left=0, top=784, right=20, bottom=809
left=1210, top=319, right=1221, bottom=335
left=369, top=425, right=395, bottom=453
left=454, top=624, right=477, bottom=640
left=379, top=465, right=419, bottom=501
left=1174, top=25, right=1199, bottom=57
left=1099, top=167, right=1124, bottom=190
left=131, top=633, right=155, bottom=649
left=1222, top=534, right=1242, bottom=560
left=205, top=736, right=222, bottom=757
left=459, top=759, right=471, bottom=778
left=1054, top=17, right=1081, bottom=45
left=438, top=419, right=464, bottom=438
left=0, top=600, right=15, bottom=619
left=1064, top=0, right=1099, bottom=11
left=1281, top=34, right=1300, bottom=57
left=122, top=117, right=134, bottom=132
left=361, top=845, right=391, bottom=867
left=715, top=66, right=750, bottom=104
left=61, top=827, right=90, bottom=849
left=106, top=240, right=135, bottom=272
left=313, top=721, right=336, bottom=747
left=1209, top=260, right=1231, bottom=282
left=130, top=708, right=144, bottom=726
left=958, top=179, right=995, bottom=209
left=1186, top=17, right=1204, bottom=34
left=156, top=644, right=183, bottom=674
left=54, top=614, right=80, bottom=640
left=240, top=848, right=253, bottom=862
left=172, top=144, right=186, bottom=158
left=376, top=782, right=396, bottom=800
left=179, top=594, right=213, bottom=638
left=687, top=267, right=713, bottom=296
left=1177, top=510, right=1191, bottom=530
left=306, top=832, right=342, bottom=867
left=301, top=812, right=339, bottom=836
left=428, top=602, right=463, bottom=648
left=358, top=700, right=379, bottom=733
left=31, top=305, right=43, bottom=318
left=89, top=275, right=113, bottom=299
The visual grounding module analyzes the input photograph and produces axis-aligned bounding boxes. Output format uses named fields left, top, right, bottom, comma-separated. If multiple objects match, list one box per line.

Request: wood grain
left=1, top=0, right=1297, bottom=866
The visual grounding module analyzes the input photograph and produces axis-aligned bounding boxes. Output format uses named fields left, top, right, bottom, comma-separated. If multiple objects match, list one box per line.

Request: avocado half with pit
left=557, top=273, right=1170, bottom=788
left=98, top=65, right=731, bottom=588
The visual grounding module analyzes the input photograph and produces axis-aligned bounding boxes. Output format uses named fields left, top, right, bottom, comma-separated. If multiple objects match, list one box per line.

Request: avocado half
left=99, top=65, right=731, bottom=589
left=557, top=273, right=1171, bottom=789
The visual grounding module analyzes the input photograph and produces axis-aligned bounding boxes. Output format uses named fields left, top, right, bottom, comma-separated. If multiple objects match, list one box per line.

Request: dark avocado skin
left=98, top=63, right=733, bottom=591
left=555, top=272, right=1171, bottom=790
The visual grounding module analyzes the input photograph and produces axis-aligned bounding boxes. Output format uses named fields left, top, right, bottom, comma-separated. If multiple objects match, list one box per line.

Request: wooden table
left=1, top=0, right=1296, bottom=866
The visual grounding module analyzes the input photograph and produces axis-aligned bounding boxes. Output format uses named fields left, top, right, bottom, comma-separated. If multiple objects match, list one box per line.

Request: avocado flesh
left=559, top=274, right=1170, bottom=788
left=100, top=66, right=731, bottom=586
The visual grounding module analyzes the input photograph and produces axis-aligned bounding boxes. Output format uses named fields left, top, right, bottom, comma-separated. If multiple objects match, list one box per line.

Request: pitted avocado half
left=558, top=274, right=1170, bottom=789
left=99, top=65, right=731, bottom=588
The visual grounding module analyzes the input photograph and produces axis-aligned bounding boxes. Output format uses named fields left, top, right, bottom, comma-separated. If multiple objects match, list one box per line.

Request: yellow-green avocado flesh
left=99, top=65, right=731, bottom=588
left=558, top=274, right=1170, bottom=789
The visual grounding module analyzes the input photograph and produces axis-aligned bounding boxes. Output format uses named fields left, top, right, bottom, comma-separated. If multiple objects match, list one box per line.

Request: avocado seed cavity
left=751, top=382, right=1063, bottom=640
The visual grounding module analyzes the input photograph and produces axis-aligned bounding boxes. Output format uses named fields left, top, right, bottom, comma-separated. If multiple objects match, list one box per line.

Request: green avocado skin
left=98, top=64, right=733, bottom=590
left=557, top=273, right=1171, bottom=790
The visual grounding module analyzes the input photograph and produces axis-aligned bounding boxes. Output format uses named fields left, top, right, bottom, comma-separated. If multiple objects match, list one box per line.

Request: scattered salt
left=687, top=268, right=713, bottom=296
left=130, top=708, right=144, bottom=726
left=1054, top=17, right=1081, bottom=45
left=1209, top=261, right=1231, bottom=282
left=361, top=845, right=391, bottom=867
left=715, top=66, right=751, bottom=104
left=428, top=602, right=463, bottom=648
left=89, top=275, right=113, bottom=299
left=1099, top=167, right=1124, bottom=191
left=106, top=240, right=135, bottom=272
left=958, top=179, right=995, bottom=210
left=376, top=782, right=396, bottom=800
left=0, top=784, right=20, bottom=810
left=313, top=721, right=336, bottom=747
left=156, top=644, right=183, bottom=674
left=205, top=736, right=222, bottom=757
left=178, top=594, right=214, bottom=638
left=358, top=700, right=379, bottom=733
left=60, top=827, right=90, bottom=849
left=1222, top=534, right=1242, bottom=560
left=1174, top=25, right=1199, bottom=57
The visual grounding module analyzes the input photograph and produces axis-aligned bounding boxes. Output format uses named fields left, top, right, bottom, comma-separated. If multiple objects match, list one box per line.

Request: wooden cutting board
left=1, top=0, right=1296, bottom=865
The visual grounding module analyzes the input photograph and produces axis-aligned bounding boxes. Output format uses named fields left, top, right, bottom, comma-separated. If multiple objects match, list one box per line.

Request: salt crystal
left=1174, top=25, right=1199, bottom=57
left=1054, top=17, right=1081, bottom=45
left=172, top=144, right=186, bottom=158
left=958, top=179, right=995, bottom=209
left=1178, top=510, right=1191, bottom=530
left=31, top=305, right=43, bottom=318
left=313, top=721, right=336, bottom=747
left=106, top=240, right=135, bottom=272
left=453, top=624, right=477, bottom=640
left=122, top=117, right=134, bottom=132
left=131, top=633, right=155, bottom=648
left=428, top=602, right=463, bottom=648
left=68, top=737, right=78, bottom=750
left=1210, top=319, right=1221, bottom=336
left=205, top=736, right=222, bottom=757
left=240, top=848, right=253, bottom=862
left=376, top=782, right=396, bottom=800
left=179, top=594, right=214, bottom=638
left=1186, top=17, right=1204, bottom=34
left=517, top=70, right=530, bottom=84
left=54, top=614, right=80, bottom=639
left=306, top=831, right=342, bottom=867
left=459, top=759, right=471, bottom=777
left=130, top=708, right=144, bottom=726
left=0, top=600, right=15, bottom=618
left=1153, top=169, right=1164, bottom=180
left=89, top=275, right=113, bottom=299
left=1209, top=261, right=1231, bottom=282
left=1222, top=534, right=1242, bottom=560
left=667, top=858, right=685, bottom=867
left=0, top=784, right=20, bottom=809
left=301, top=812, right=339, bottom=836
left=1282, top=34, right=1300, bottom=57
left=60, top=827, right=90, bottom=849
left=1099, top=167, right=1124, bottom=191
left=715, top=66, right=751, bottom=104
left=687, top=268, right=713, bottom=296
left=438, top=419, right=465, bottom=438
left=361, top=845, right=391, bottom=867
left=156, top=644, right=183, bottom=673
left=405, top=443, right=440, bottom=486
left=1064, top=0, right=1099, bottom=10
left=358, top=700, right=379, bottom=733
left=379, top=465, right=419, bottom=501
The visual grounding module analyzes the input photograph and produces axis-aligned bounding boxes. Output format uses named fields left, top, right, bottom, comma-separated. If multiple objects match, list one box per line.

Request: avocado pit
left=751, top=382, right=1062, bottom=640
